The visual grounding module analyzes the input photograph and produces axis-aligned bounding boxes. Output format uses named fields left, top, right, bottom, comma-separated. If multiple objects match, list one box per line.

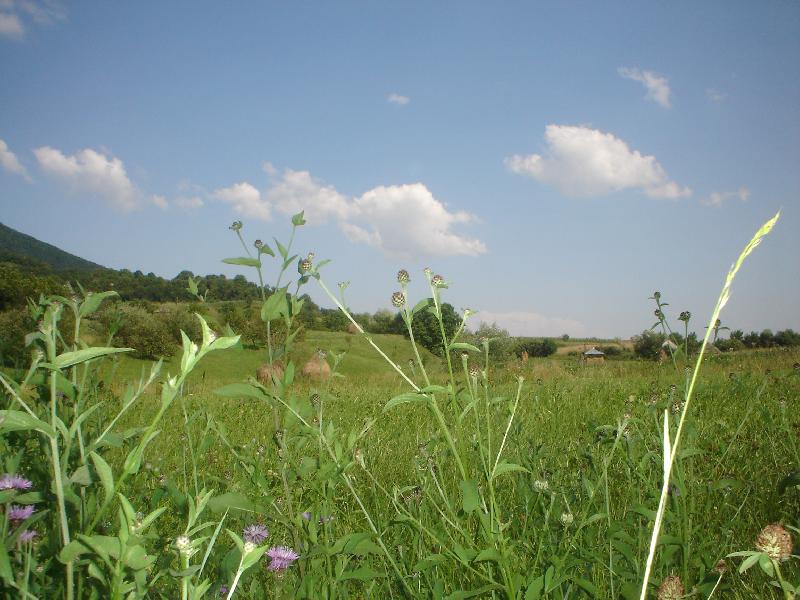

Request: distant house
left=583, top=347, right=605, bottom=364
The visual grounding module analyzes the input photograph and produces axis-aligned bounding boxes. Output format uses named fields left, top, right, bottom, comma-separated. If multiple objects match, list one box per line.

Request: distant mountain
left=0, top=222, right=103, bottom=271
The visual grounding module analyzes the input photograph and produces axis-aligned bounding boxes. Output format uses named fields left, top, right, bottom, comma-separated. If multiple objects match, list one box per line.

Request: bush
left=514, top=338, right=557, bottom=358
left=0, top=307, right=35, bottom=366
left=463, top=322, right=514, bottom=363
left=113, top=304, right=175, bottom=359
left=396, top=302, right=460, bottom=356
left=633, top=330, right=666, bottom=360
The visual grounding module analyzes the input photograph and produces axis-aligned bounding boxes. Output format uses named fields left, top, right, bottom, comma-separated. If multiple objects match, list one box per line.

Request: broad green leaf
left=420, top=385, right=449, bottom=394
left=222, top=257, right=261, bottom=268
left=473, top=548, right=502, bottom=563
left=572, top=577, right=599, bottom=597
left=413, top=554, right=447, bottom=572
left=90, top=452, right=114, bottom=503
left=0, top=540, right=11, bottom=584
left=261, top=288, right=288, bottom=322
left=79, top=291, right=118, bottom=317
left=449, top=342, right=481, bottom=353
left=209, top=493, right=265, bottom=515
left=411, top=298, right=434, bottom=316
left=274, top=238, right=288, bottom=259
left=54, top=347, right=132, bottom=369
left=214, top=383, right=269, bottom=400
left=258, top=243, right=275, bottom=257
left=0, top=410, right=55, bottom=437
left=460, top=479, right=481, bottom=513
left=492, top=462, right=529, bottom=479
left=384, top=393, right=428, bottom=412
left=69, top=465, right=92, bottom=486
left=445, top=584, right=503, bottom=599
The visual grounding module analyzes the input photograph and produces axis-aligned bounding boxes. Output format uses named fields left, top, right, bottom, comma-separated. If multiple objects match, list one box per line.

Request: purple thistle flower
left=301, top=511, right=312, bottom=521
left=218, top=584, right=229, bottom=596
left=18, top=530, right=37, bottom=543
left=266, top=546, right=299, bottom=571
left=0, top=474, right=33, bottom=491
left=243, top=523, right=269, bottom=544
left=8, top=505, right=35, bottom=522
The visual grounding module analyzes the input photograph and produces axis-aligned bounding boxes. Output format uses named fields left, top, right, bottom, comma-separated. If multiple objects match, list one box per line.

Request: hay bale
left=302, top=357, right=331, bottom=378
left=347, top=322, right=359, bottom=334
left=256, top=361, right=284, bottom=384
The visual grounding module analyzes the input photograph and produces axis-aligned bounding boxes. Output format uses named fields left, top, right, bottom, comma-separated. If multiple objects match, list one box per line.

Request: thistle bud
left=397, top=269, right=410, bottom=284
left=657, top=575, right=684, bottom=600
left=431, top=274, right=445, bottom=287
left=299, top=258, right=312, bottom=274
left=755, top=523, right=793, bottom=562
left=254, top=239, right=263, bottom=249
left=229, top=221, right=243, bottom=232
left=391, top=291, right=406, bottom=308
left=423, top=267, right=432, bottom=277
left=714, top=559, right=727, bottom=575
left=678, top=311, right=691, bottom=322
left=654, top=309, right=663, bottom=319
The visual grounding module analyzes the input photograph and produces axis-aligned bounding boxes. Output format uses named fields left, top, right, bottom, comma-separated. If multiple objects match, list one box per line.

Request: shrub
left=632, top=330, right=666, bottom=360
left=514, top=337, right=557, bottom=358
left=463, top=322, right=513, bottom=363
left=114, top=304, right=175, bottom=359
left=0, top=307, right=34, bottom=366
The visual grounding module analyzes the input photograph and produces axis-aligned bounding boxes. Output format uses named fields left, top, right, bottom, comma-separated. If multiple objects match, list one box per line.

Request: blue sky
left=1, top=1, right=798, bottom=337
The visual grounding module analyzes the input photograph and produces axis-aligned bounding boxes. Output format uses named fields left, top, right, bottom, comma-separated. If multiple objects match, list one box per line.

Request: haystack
left=347, top=322, right=359, bottom=334
left=256, top=361, right=284, bottom=384
left=302, top=356, right=331, bottom=378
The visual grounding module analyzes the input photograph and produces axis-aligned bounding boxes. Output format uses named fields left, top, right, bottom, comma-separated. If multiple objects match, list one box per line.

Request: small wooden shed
left=583, top=347, right=605, bottom=364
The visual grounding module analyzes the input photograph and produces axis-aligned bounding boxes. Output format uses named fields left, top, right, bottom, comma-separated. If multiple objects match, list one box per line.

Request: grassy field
left=85, top=331, right=800, bottom=599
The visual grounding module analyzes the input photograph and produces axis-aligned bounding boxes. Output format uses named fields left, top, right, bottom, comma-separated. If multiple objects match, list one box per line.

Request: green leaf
left=79, top=291, right=118, bottom=317
left=208, top=493, right=265, bottom=515
left=261, top=289, right=288, bottom=322
left=69, top=465, right=92, bottom=486
left=492, top=462, right=529, bottom=479
left=460, top=479, right=481, bottom=513
left=338, top=566, right=386, bottom=581
left=413, top=554, right=447, bottom=572
left=222, top=257, right=261, bottom=268
left=53, top=347, right=133, bottom=369
left=0, top=540, right=12, bottom=584
left=778, top=470, right=800, bottom=494
left=420, top=384, right=449, bottom=394
left=0, top=410, right=55, bottom=437
left=411, top=298, right=434, bottom=316
left=473, top=548, right=502, bottom=563
left=90, top=452, right=114, bottom=503
left=214, top=383, right=269, bottom=401
left=449, top=342, right=481, bottom=353
left=445, top=584, right=503, bottom=599
left=291, top=211, right=306, bottom=226
left=738, top=552, right=762, bottom=573
left=258, top=243, right=275, bottom=257
left=572, top=577, right=599, bottom=597
left=274, top=238, right=288, bottom=259
left=384, top=393, right=429, bottom=412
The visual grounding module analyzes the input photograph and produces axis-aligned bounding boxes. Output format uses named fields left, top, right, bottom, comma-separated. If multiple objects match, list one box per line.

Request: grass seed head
left=755, top=523, right=793, bottom=562
left=657, top=575, right=684, bottom=600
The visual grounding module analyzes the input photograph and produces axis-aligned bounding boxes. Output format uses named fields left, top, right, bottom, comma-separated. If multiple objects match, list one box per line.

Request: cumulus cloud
left=703, top=187, right=749, bottom=207
left=0, top=138, right=30, bottom=180
left=212, top=182, right=270, bottom=220
left=150, top=194, right=168, bottom=210
left=618, top=67, right=671, bottom=108
left=0, top=0, right=66, bottom=38
left=0, top=11, right=23, bottom=37
left=387, top=93, right=410, bottom=106
left=472, top=310, right=586, bottom=337
left=34, top=146, right=140, bottom=211
left=255, top=167, right=485, bottom=258
left=175, top=195, right=204, bottom=209
left=505, top=124, right=691, bottom=199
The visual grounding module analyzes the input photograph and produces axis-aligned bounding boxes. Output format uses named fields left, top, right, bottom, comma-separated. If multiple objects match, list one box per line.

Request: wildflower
left=533, top=480, right=549, bottom=493
left=714, top=559, right=727, bottom=575
left=431, top=274, right=445, bottom=287
left=654, top=309, right=664, bottom=320
left=423, top=267, right=432, bottom=277
left=175, top=535, right=191, bottom=555
left=243, top=524, right=269, bottom=544
left=266, top=546, right=299, bottom=571
left=254, top=239, right=263, bottom=249
left=0, top=474, right=33, bottom=491
left=469, top=365, right=480, bottom=379
left=755, top=523, right=793, bottom=562
left=229, top=221, right=243, bottom=232
left=657, top=575, right=684, bottom=600
left=560, top=512, right=574, bottom=527
left=391, top=291, right=406, bottom=308
left=298, top=257, right=313, bottom=274
left=301, top=511, right=312, bottom=521
left=218, top=585, right=229, bottom=597
left=243, top=541, right=257, bottom=555
left=397, top=269, right=410, bottom=284
left=18, top=530, right=37, bottom=543
left=678, top=311, right=691, bottom=322
left=8, top=505, right=34, bottom=522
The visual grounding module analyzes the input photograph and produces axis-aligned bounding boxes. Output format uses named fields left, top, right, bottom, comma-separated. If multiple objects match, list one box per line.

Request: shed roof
left=583, top=347, right=604, bottom=356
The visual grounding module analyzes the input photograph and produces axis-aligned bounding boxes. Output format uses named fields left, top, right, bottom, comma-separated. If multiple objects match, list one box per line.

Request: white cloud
left=0, top=11, right=23, bottom=37
left=0, top=1, right=66, bottom=38
left=34, top=146, right=140, bottom=211
left=258, top=167, right=485, bottom=258
left=706, top=88, right=727, bottom=103
left=387, top=93, right=410, bottom=106
left=212, top=182, right=270, bottom=221
left=703, top=187, right=749, bottom=207
left=505, top=124, right=691, bottom=199
left=175, top=195, right=204, bottom=209
left=0, top=138, right=30, bottom=180
left=150, top=194, right=168, bottom=210
left=618, top=66, right=672, bottom=109
left=472, top=310, right=586, bottom=337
